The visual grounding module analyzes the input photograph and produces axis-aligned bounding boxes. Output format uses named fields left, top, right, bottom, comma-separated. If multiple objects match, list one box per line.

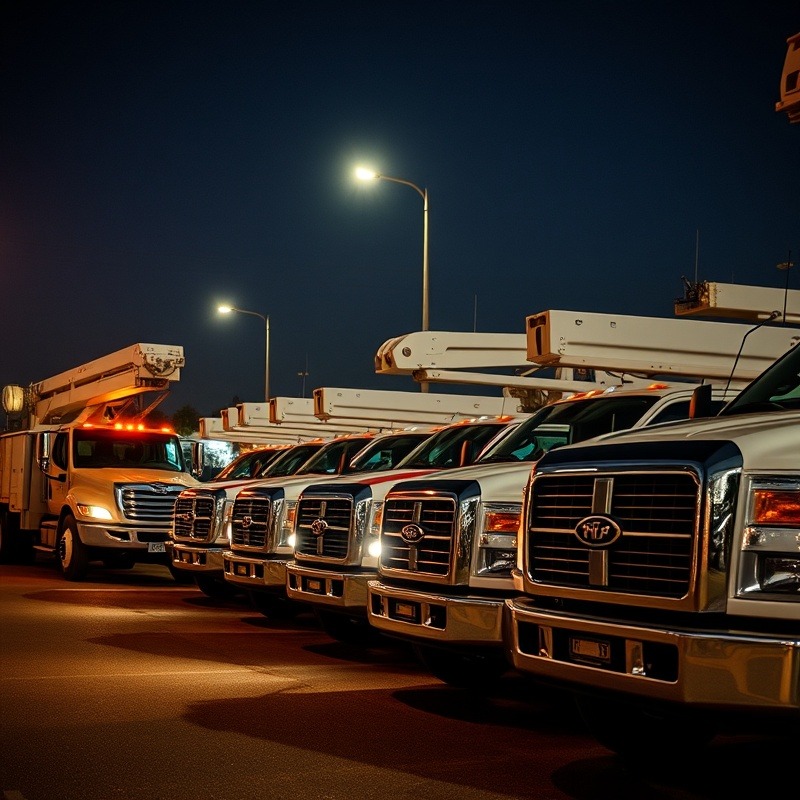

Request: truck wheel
left=247, top=590, right=297, bottom=620
left=168, top=565, right=196, bottom=584
left=314, top=609, right=378, bottom=645
left=574, top=693, right=717, bottom=763
left=194, top=575, right=237, bottom=599
left=57, top=515, right=89, bottom=581
left=413, top=644, right=509, bottom=689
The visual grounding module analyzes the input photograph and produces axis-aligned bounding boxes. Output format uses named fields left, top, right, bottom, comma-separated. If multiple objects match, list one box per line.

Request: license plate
left=307, top=578, right=323, bottom=593
left=569, top=636, right=610, bottom=663
left=235, top=563, right=248, bottom=577
left=148, top=542, right=166, bottom=553
left=394, top=601, right=418, bottom=622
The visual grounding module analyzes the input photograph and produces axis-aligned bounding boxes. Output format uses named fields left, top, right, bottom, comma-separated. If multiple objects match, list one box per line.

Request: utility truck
left=504, top=290, right=800, bottom=759
left=172, top=427, right=433, bottom=600
left=286, top=415, right=521, bottom=642
left=0, top=343, right=200, bottom=580
left=366, top=302, right=800, bottom=687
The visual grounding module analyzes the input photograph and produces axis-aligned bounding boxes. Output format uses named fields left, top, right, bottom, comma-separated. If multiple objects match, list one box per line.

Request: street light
left=355, top=166, right=430, bottom=332
left=217, top=305, right=270, bottom=402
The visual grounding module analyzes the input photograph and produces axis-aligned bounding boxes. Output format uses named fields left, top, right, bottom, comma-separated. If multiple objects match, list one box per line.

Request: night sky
left=2, top=1, right=798, bottom=418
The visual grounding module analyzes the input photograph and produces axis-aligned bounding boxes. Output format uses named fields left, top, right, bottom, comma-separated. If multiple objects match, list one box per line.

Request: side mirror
left=191, top=442, right=205, bottom=478
left=689, top=384, right=713, bottom=419
left=36, top=432, right=51, bottom=471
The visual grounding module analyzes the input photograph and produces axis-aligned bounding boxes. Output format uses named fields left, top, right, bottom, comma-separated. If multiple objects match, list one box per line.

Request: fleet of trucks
left=171, top=428, right=432, bottom=599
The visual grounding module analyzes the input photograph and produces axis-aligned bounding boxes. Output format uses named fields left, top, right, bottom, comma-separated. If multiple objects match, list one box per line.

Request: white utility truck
left=367, top=301, right=800, bottom=687
left=504, top=292, right=800, bottom=758
left=0, top=343, right=201, bottom=579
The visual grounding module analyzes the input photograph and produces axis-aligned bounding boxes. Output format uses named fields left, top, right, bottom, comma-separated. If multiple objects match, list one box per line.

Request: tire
left=194, top=574, right=238, bottom=598
left=57, top=515, right=90, bottom=581
left=574, top=693, right=717, bottom=764
left=247, top=589, right=297, bottom=619
left=413, top=643, right=510, bottom=689
left=168, top=564, right=196, bottom=584
left=315, top=609, right=378, bottom=645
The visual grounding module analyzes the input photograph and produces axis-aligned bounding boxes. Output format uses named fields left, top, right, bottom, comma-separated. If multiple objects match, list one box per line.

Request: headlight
left=476, top=503, right=520, bottom=578
left=367, top=501, right=383, bottom=558
left=76, top=504, right=113, bottom=521
left=280, top=500, right=297, bottom=548
left=739, top=477, right=800, bottom=597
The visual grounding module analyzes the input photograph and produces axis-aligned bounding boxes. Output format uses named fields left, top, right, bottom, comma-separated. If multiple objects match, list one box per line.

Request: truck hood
left=394, top=461, right=535, bottom=504
left=75, top=468, right=200, bottom=488
left=548, top=409, right=800, bottom=471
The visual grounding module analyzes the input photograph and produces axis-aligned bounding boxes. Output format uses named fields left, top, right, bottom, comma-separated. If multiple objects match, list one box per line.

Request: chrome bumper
left=222, top=551, right=289, bottom=589
left=285, top=562, right=371, bottom=609
left=504, top=596, right=800, bottom=712
left=171, top=544, right=225, bottom=573
left=367, top=580, right=504, bottom=645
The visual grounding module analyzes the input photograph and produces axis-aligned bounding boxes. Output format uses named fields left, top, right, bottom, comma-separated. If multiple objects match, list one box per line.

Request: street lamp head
left=355, top=167, right=378, bottom=181
left=217, top=305, right=233, bottom=314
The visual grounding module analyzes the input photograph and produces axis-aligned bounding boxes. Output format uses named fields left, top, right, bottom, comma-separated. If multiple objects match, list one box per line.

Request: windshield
left=72, top=428, right=185, bottom=471
left=294, top=437, right=374, bottom=476
left=478, top=394, right=662, bottom=463
left=721, top=343, right=800, bottom=416
left=263, top=443, right=325, bottom=477
left=396, top=421, right=512, bottom=469
left=348, top=432, right=431, bottom=472
left=213, top=447, right=285, bottom=480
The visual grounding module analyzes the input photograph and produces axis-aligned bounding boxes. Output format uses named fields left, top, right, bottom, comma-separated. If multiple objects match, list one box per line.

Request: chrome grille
left=380, top=496, right=456, bottom=577
left=231, top=494, right=271, bottom=549
left=173, top=494, right=216, bottom=541
left=295, top=496, right=352, bottom=560
left=118, top=483, right=184, bottom=522
left=528, top=471, right=699, bottom=597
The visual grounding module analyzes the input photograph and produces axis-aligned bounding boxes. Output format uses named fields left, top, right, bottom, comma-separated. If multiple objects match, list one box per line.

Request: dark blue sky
left=2, top=1, right=798, bottom=417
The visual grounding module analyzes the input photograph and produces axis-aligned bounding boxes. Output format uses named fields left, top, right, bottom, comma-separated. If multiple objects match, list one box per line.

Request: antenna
left=694, top=229, right=700, bottom=284
left=777, top=250, right=794, bottom=326
left=724, top=310, right=781, bottom=397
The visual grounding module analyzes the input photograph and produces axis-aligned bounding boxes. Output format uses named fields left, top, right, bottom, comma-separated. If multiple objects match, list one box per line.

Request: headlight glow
left=76, top=504, right=113, bottom=521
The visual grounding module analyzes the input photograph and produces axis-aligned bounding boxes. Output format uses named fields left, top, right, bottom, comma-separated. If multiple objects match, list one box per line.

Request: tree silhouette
left=172, top=405, right=201, bottom=437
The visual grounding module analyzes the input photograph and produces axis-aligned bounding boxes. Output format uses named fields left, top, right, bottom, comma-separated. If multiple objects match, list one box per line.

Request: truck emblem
left=400, top=523, right=425, bottom=544
left=310, top=518, right=328, bottom=536
left=241, top=515, right=253, bottom=528
left=179, top=511, right=194, bottom=522
left=151, top=483, right=169, bottom=495
left=574, top=515, right=621, bottom=547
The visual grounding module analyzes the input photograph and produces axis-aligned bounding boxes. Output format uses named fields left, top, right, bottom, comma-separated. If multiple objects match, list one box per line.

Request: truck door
left=41, top=431, right=70, bottom=514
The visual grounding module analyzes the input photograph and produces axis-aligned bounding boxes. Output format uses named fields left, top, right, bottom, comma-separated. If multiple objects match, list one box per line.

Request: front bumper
left=367, top=580, right=505, bottom=645
left=171, top=544, right=225, bottom=574
left=286, top=562, right=371, bottom=609
left=222, top=550, right=289, bottom=589
left=78, top=521, right=169, bottom=554
left=504, top=596, right=800, bottom=713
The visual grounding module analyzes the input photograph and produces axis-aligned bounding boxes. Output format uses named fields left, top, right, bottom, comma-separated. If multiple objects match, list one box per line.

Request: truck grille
left=528, top=471, right=699, bottom=597
left=295, top=496, right=352, bottom=560
left=380, top=496, right=456, bottom=577
left=231, top=494, right=272, bottom=549
left=173, top=494, right=216, bottom=541
left=118, top=483, right=184, bottom=523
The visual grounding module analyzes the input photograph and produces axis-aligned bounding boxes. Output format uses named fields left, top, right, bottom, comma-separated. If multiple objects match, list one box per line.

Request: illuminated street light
left=217, top=305, right=270, bottom=402
left=356, top=167, right=430, bottom=333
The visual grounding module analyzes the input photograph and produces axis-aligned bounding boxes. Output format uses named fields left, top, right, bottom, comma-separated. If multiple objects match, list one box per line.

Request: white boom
left=4, top=343, right=185, bottom=426
left=375, top=331, right=527, bottom=374
left=313, top=386, right=526, bottom=424
left=674, top=281, right=800, bottom=324
left=526, top=310, right=800, bottom=381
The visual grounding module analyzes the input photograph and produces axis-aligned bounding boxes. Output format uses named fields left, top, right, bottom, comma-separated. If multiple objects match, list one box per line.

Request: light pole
left=355, top=167, right=430, bottom=332
left=217, top=305, right=270, bottom=402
